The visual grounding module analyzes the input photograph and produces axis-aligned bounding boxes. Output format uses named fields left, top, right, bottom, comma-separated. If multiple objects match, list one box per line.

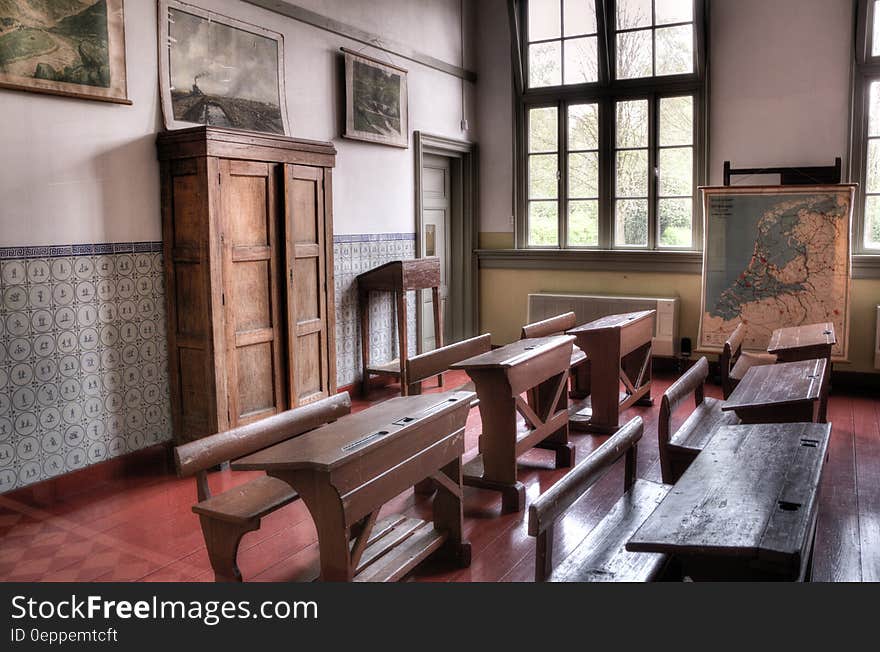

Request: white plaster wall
left=0, top=0, right=477, bottom=246
left=708, top=0, right=854, bottom=185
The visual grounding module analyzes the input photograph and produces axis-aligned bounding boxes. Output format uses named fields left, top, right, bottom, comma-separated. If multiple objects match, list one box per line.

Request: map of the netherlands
left=699, top=186, right=853, bottom=360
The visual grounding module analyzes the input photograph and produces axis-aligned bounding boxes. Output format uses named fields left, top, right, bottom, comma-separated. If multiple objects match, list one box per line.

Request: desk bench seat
left=548, top=479, right=670, bottom=582
left=660, top=357, right=740, bottom=484
left=192, top=475, right=298, bottom=525
left=529, top=417, right=670, bottom=582
left=174, top=393, right=352, bottom=582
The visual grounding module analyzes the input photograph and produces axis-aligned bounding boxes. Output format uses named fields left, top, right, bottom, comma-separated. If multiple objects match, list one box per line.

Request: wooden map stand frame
left=723, top=158, right=841, bottom=186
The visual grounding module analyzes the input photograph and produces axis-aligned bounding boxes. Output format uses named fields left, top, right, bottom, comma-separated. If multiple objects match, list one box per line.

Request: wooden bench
left=658, top=356, right=739, bottom=484
left=173, top=393, right=352, bottom=582
left=719, top=322, right=775, bottom=399
left=521, top=312, right=590, bottom=399
left=405, top=333, right=492, bottom=405
left=528, top=416, right=671, bottom=582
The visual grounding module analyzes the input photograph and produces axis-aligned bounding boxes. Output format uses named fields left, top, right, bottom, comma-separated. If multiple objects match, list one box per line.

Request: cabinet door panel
left=221, top=160, right=287, bottom=426
left=284, top=164, right=330, bottom=405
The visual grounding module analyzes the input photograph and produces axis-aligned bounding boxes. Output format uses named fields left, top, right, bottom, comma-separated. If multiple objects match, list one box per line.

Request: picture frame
left=0, top=0, right=130, bottom=105
left=343, top=48, right=409, bottom=148
left=697, top=184, right=854, bottom=361
left=157, top=0, right=290, bottom=135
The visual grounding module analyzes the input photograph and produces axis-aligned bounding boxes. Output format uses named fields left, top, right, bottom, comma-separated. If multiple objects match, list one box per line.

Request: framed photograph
left=697, top=184, right=854, bottom=361
left=0, top=0, right=130, bottom=104
left=158, top=0, right=290, bottom=135
left=343, top=48, right=408, bottom=148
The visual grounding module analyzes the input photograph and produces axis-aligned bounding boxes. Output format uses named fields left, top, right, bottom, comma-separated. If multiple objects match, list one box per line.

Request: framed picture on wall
left=0, top=0, right=130, bottom=104
left=343, top=48, right=409, bottom=148
left=158, top=0, right=290, bottom=135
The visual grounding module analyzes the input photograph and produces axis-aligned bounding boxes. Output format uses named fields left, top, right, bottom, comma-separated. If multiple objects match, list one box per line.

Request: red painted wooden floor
left=1, top=371, right=877, bottom=582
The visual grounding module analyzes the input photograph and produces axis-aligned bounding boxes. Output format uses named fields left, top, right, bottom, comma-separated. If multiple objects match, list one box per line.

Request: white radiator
left=527, top=293, right=680, bottom=357
left=875, top=305, right=880, bottom=369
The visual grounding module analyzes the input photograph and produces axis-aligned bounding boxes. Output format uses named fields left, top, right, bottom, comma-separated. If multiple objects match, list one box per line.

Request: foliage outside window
left=519, top=0, right=704, bottom=251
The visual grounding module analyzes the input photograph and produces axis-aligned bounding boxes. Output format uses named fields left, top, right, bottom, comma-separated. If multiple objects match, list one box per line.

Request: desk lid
left=567, top=310, right=655, bottom=335
left=768, top=322, right=836, bottom=354
left=627, top=422, right=832, bottom=567
left=721, top=358, right=825, bottom=411
left=232, top=390, right=473, bottom=472
left=450, top=335, right=574, bottom=370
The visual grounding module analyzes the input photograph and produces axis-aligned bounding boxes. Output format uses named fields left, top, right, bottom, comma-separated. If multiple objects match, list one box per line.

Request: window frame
left=853, top=0, right=880, bottom=254
left=514, top=0, right=708, bottom=252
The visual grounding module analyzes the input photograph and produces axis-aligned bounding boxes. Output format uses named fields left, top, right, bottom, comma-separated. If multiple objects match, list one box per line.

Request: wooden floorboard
left=0, top=371, right=875, bottom=583
left=812, top=393, right=861, bottom=582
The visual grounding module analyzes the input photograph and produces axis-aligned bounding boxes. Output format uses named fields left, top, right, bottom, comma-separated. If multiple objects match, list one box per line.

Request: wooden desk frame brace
left=568, top=311, right=655, bottom=434
left=454, top=337, right=576, bottom=513
left=357, top=258, right=443, bottom=396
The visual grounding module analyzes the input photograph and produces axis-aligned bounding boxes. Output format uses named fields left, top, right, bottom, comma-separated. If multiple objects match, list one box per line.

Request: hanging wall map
left=698, top=185, right=854, bottom=360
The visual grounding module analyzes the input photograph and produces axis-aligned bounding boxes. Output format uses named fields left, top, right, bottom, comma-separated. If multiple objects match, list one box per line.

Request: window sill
left=852, top=254, right=880, bottom=279
left=476, top=248, right=702, bottom=274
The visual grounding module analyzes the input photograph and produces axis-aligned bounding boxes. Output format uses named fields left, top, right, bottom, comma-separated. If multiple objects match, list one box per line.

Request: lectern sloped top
left=356, top=257, right=441, bottom=292
left=567, top=310, right=655, bottom=334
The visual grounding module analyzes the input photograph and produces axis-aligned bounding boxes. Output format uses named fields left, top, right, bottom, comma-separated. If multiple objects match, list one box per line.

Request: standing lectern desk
left=451, top=336, right=576, bottom=513
left=357, top=258, right=442, bottom=396
left=566, top=310, right=655, bottom=434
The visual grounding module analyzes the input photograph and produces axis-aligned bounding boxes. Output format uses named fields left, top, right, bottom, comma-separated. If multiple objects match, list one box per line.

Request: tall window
left=855, top=1, right=880, bottom=251
left=519, top=0, right=704, bottom=251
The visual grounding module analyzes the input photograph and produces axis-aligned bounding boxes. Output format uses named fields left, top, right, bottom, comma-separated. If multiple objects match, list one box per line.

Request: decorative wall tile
left=333, top=234, right=418, bottom=388
left=0, top=234, right=416, bottom=491
left=0, top=243, right=171, bottom=492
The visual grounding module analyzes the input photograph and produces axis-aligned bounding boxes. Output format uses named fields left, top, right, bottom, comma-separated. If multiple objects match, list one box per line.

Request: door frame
left=414, top=131, right=479, bottom=347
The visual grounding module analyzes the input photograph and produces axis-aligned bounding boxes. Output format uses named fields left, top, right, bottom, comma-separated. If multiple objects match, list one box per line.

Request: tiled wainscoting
left=332, top=233, right=417, bottom=388
left=0, top=234, right=416, bottom=491
left=0, top=243, right=171, bottom=492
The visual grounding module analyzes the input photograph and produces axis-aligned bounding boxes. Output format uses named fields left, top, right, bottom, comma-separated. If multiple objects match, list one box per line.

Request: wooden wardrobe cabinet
left=157, top=127, right=337, bottom=444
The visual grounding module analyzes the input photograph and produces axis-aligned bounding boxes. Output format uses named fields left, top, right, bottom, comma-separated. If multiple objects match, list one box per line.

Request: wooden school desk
left=768, top=322, right=835, bottom=421
left=721, top=358, right=827, bottom=424
left=627, top=422, right=832, bottom=581
left=233, top=390, right=474, bottom=581
left=451, top=336, right=576, bottom=513
left=567, top=310, right=655, bottom=434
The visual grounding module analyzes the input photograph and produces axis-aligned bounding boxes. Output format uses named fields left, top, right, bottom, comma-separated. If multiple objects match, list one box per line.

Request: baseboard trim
left=2, top=443, right=173, bottom=504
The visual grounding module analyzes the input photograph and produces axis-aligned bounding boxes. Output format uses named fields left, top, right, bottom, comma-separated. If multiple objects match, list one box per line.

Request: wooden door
left=284, top=164, right=331, bottom=406
left=420, top=154, right=451, bottom=352
left=220, top=159, right=287, bottom=427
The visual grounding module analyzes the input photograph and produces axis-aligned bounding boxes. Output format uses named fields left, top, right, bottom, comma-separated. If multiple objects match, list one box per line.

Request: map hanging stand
left=723, top=157, right=841, bottom=186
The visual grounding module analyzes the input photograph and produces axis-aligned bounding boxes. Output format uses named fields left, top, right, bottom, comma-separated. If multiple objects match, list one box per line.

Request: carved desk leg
left=199, top=515, right=260, bottom=583
left=464, top=370, right=525, bottom=513
left=280, top=473, right=353, bottom=581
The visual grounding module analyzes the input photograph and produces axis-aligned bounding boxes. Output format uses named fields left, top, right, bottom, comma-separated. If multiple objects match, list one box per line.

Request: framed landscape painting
left=698, top=184, right=854, bottom=361
left=343, top=48, right=408, bottom=148
left=158, top=0, right=290, bottom=135
left=0, top=0, right=130, bottom=104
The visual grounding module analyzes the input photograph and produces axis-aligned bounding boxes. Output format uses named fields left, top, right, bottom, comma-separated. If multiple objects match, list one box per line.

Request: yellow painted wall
left=479, top=262, right=880, bottom=374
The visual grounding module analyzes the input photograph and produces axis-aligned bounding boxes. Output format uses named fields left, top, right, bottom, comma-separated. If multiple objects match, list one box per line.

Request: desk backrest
left=174, top=392, right=352, bottom=479
left=719, top=323, right=746, bottom=397
left=521, top=312, right=577, bottom=339
left=659, top=357, right=708, bottom=448
left=528, top=417, right=642, bottom=581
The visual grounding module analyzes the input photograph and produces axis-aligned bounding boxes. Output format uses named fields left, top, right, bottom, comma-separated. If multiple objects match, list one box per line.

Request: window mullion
left=648, top=94, right=659, bottom=250
left=601, top=97, right=614, bottom=248
left=559, top=100, right=567, bottom=248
